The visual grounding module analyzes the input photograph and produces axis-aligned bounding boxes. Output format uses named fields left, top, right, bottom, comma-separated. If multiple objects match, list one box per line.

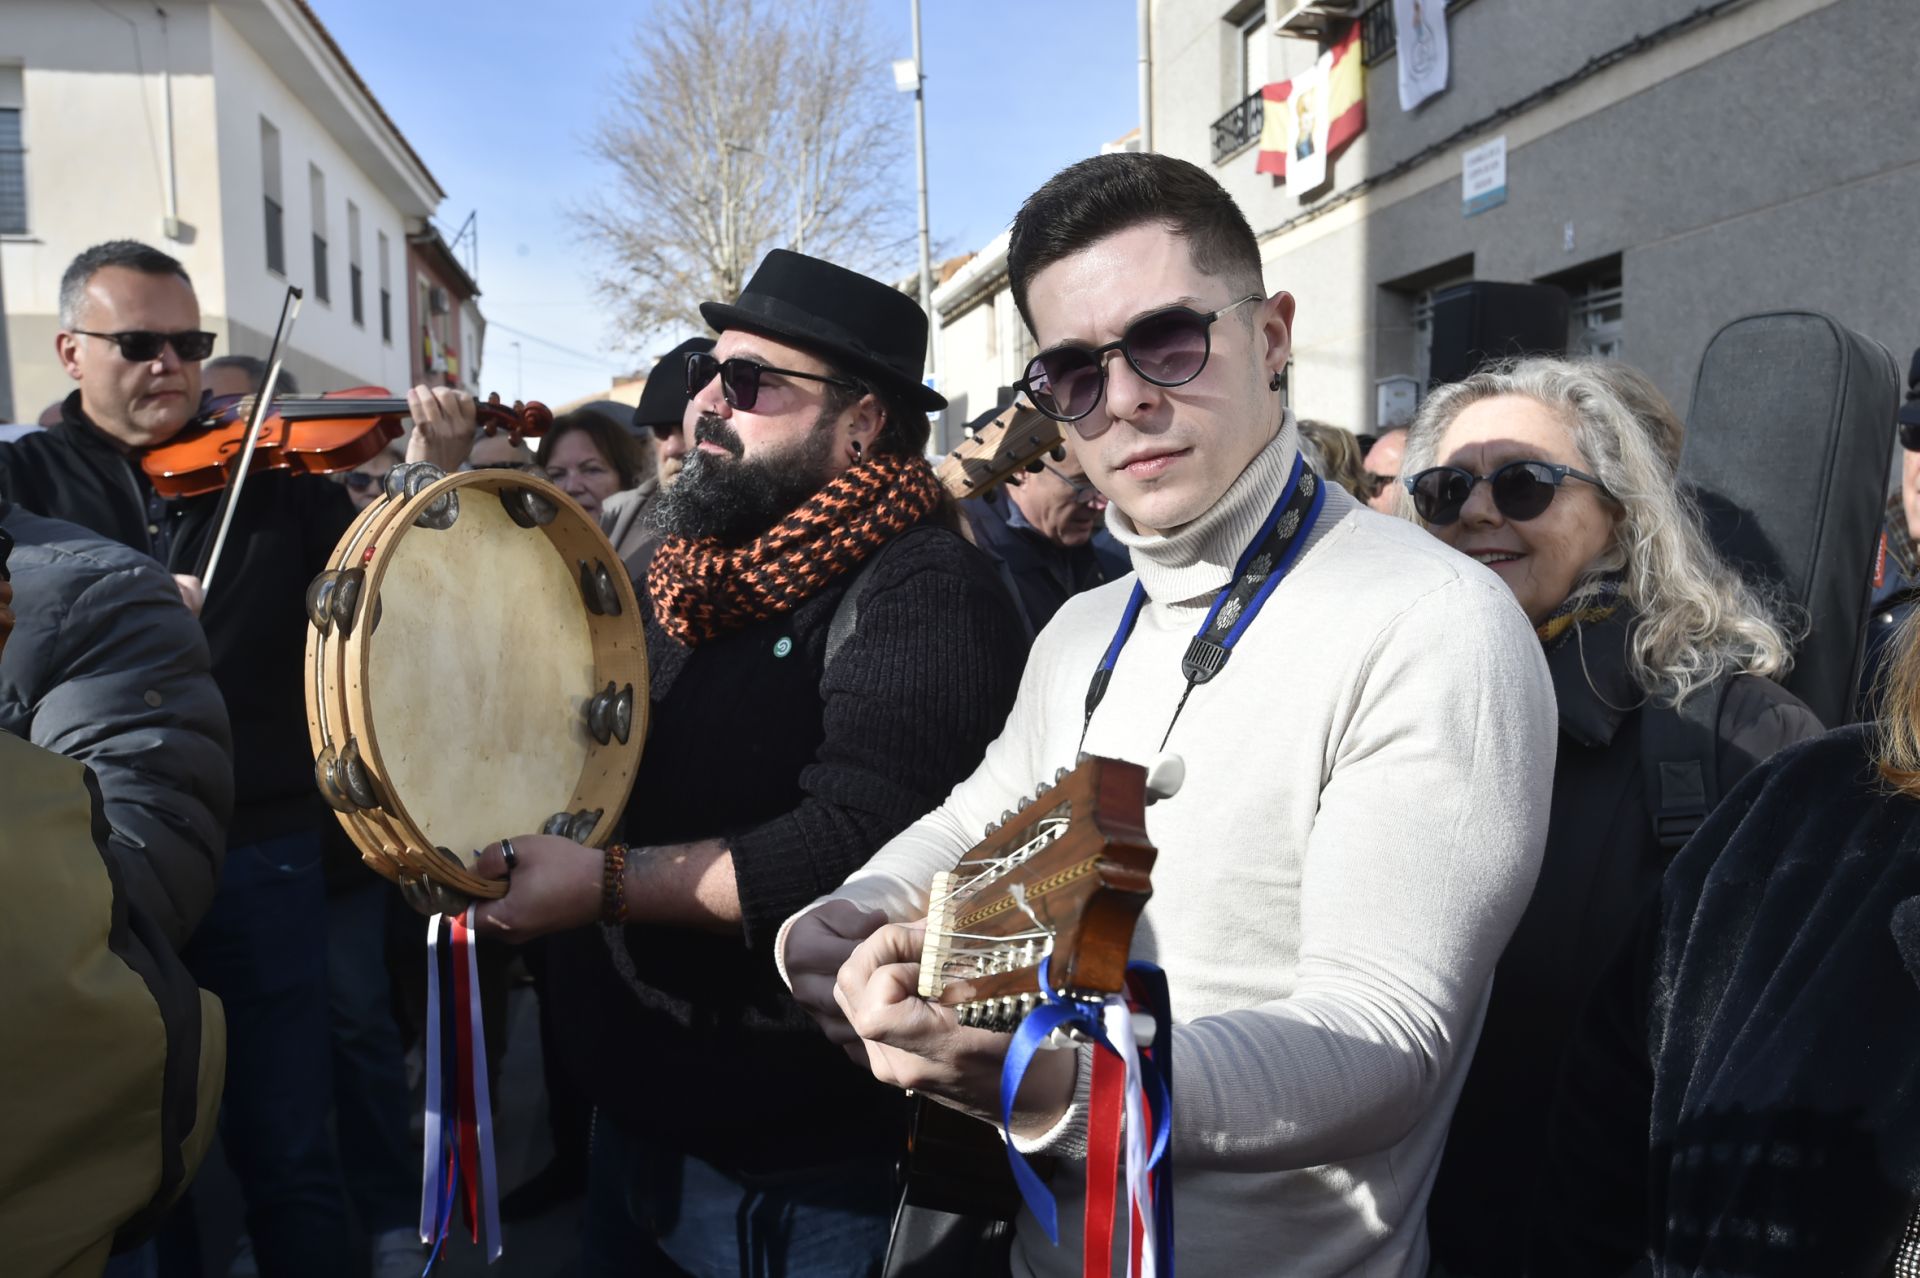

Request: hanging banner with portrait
left=1393, top=0, right=1451, bottom=111
left=1256, top=23, right=1366, bottom=187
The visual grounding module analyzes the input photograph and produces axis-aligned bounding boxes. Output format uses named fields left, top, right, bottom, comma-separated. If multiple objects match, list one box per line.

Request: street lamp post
left=896, top=2, right=937, bottom=397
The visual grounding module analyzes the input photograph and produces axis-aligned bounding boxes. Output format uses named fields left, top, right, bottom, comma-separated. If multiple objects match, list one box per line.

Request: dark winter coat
left=961, top=487, right=1118, bottom=633
left=0, top=501, right=233, bottom=950
left=0, top=394, right=356, bottom=844
left=548, top=519, right=1029, bottom=1174
left=1428, top=611, right=1822, bottom=1277
left=1530, top=725, right=1920, bottom=1276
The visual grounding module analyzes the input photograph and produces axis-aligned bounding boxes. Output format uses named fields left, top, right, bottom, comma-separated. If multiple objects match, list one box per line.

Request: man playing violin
left=0, top=239, right=472, bottom=1278
left=784, top=154, right=1559, bottom=1277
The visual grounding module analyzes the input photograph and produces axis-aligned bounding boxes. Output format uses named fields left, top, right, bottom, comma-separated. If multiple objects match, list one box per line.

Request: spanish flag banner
left=1256, top=22, right=1366, bottom=184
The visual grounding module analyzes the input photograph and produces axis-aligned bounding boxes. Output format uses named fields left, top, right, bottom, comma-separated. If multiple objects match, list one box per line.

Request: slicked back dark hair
left=1008, top=153, right=1264, bottom=335
left=59, top=240, right=193, bottom=328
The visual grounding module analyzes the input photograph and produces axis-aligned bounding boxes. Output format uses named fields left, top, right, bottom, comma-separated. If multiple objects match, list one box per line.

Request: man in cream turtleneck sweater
left=782, top=154, right=1556, bottom=1276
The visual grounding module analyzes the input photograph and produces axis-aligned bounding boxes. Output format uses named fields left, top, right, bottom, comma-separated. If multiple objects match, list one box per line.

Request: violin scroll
left=475, top=392, right=553, bottom=445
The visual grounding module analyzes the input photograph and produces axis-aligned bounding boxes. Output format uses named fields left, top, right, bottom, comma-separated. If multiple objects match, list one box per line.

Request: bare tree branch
left=573, top=0, right=912, bottom=353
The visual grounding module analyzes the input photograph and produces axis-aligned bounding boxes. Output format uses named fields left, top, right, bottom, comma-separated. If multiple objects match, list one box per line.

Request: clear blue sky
left=308, top=0, right=1142, bottom=404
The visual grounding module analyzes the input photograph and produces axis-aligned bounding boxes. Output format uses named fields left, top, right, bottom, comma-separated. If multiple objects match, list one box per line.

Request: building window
left=377, top=230, right=393, bottom=344
left=1569, top=272, right=1623, bottom=359
left=1410, top=273, right=1474, bottom=390
left=1238, top=7, right=1268, bottom=101
left=309, top=165, right=329, bottom=303
left=261, top=117, right=284, bottom=274
left=0, top=67, right=27, bottom=236
left=347, top=202, right=364, bottom=327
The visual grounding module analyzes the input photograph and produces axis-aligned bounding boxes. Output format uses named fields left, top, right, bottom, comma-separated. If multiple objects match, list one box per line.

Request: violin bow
left=197, top=285, right=303, bottom=595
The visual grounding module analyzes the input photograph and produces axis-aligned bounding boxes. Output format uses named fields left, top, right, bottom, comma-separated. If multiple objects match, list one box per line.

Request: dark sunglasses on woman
left=685, top=351, right=857, bottom=413
left=1405, top=459, right=1611, bottom=526
left=70, top=329, right=218, bottom=363
left=1015, top=294, right=1262, bottom=431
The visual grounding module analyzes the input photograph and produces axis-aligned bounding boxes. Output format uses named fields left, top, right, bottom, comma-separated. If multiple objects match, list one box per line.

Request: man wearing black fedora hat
left=462, top=249, right=1029, bottom=1275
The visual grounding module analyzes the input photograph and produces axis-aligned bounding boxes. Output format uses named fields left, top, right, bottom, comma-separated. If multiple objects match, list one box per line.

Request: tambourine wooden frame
left=304, top=470, right=646, bottom=901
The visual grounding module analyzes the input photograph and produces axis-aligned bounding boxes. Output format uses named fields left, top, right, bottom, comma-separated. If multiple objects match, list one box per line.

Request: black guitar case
left=1680, top=310, right=1901, bottom=728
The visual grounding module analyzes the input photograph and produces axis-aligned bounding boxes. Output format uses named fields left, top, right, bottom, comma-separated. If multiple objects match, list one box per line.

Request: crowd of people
left=5, top=148, right=1920, bottom=1278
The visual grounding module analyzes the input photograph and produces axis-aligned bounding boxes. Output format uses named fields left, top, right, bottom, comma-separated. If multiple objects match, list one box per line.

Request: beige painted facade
left=929, top=229, right=1043, bottom=454
left=0, top=0, right=443, bottom=420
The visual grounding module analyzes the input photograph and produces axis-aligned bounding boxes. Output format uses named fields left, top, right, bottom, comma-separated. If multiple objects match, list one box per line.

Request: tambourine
left=304, top=464, right=646, bottom=914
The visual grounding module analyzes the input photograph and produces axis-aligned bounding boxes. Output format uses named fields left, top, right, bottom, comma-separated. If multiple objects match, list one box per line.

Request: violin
left=140, top=387, right=554, bottom=499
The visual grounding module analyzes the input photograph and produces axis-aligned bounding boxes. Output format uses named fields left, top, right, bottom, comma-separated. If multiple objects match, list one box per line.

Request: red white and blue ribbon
left=1000, top=959, right=1174, bottom=1278
left=419, top=909, right=502, bottom=1268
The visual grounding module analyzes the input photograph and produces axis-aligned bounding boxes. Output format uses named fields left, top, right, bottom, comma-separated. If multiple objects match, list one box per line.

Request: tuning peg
left=984, top=821, right=1000, bottom=837
left=1055, top=765, right=1071, bottom=783
left=1025, top=459, right=1044, bottom=473
left=1145, top=752, right=1186, bottom=806
left=999, top=809, right=1015, bottom=826
left=1050, top=446, right=1067, bottom=462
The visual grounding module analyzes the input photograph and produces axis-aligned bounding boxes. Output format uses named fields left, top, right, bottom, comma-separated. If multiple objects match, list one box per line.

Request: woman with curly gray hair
left=1407, top=357, right=1825, bottom=1278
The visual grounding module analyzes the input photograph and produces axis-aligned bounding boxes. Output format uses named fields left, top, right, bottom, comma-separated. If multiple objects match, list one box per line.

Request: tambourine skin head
left=306, top=470, right=645, bottom=899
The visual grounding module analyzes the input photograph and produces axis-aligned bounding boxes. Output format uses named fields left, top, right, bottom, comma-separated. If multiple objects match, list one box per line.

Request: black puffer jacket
left=1428, top=610, right=1823, bottom=1277
left=0, top=501, right=233, bottom=950
left=0, top=394, right=354, bottom=844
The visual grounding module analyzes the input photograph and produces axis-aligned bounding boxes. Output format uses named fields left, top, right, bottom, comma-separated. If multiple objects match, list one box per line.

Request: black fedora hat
left=700, top=249, right=946, bottom=413
left=634, top=336, right=715, bottom=429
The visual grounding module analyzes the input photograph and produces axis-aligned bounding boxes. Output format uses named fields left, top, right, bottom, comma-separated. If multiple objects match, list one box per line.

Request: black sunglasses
left=1899, top=411, right=1920, bottom=453
left=1405, top=460, right=1611, bottom=526
left=1015, top=295, right=1261, bottom=431
left=686, top=352, right=858, bottom=413
left=638, top=419, right=680, bottom=442
left=71, top=328, right=217, bottom=362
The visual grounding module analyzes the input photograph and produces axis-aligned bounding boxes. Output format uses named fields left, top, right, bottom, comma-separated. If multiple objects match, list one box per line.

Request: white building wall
left=207, top=7, right=412, bottom=390
left=0, top=2, right=225, bottom=415
left=0, top=0, right=436, bottom=416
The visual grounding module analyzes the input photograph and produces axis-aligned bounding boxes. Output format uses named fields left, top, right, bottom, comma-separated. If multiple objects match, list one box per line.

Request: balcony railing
left=1210, top=90, right=1266, bottom=165
left=1361, top=0, right=1474, bottom=66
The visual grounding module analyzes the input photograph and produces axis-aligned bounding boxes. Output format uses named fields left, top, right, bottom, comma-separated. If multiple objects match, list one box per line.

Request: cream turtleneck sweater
left=782, top=418, right=1556, bottom=1277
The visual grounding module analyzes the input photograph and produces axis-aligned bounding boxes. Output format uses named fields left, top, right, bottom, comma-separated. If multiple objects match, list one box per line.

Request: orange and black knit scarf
left=647, top=451, right=945, bottom=647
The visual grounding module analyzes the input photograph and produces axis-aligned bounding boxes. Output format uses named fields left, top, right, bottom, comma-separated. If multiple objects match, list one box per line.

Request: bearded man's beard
left=647, top=409, right=843, bottom=544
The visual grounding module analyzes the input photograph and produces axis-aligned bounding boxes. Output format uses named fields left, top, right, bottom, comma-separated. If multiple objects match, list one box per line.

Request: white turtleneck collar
left=1105, top=411, right=1304, bottom=608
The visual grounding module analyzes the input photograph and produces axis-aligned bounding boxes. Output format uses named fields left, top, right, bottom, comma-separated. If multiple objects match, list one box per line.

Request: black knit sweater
left=547, top=520, right=1029, bottom=1173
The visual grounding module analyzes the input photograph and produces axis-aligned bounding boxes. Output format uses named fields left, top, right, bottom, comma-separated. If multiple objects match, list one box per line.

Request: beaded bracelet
left=601, top=842, right=630, bottom=926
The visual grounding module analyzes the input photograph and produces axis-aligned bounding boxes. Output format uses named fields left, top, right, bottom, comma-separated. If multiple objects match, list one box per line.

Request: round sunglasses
left=1015, top=295, right=1262, bottom=432
left=72, top=328, right=217, bottom=363
left=686, top=351, right=856, bottom=413
left=1405, top=460, right=1611, bottom=526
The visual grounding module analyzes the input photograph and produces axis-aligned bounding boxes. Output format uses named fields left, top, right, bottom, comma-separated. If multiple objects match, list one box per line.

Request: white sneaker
left=371, top=1226, right=424, bottom=1278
